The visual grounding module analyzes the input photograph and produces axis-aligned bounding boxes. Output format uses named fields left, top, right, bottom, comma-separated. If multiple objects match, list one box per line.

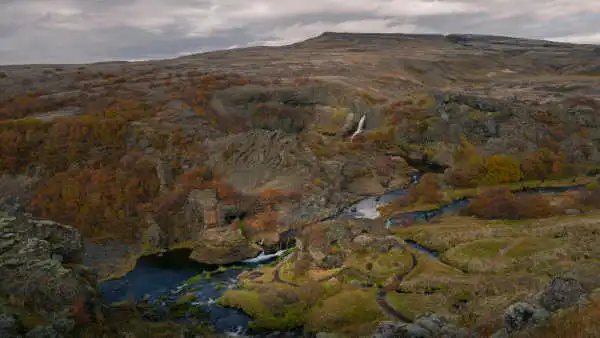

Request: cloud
left=0, top=0, right=599, bottom=64
left=549, top=32, right=600, bottom=44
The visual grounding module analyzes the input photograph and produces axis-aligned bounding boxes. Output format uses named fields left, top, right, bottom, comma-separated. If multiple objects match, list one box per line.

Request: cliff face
left=0, top=211, right=100, bottom=337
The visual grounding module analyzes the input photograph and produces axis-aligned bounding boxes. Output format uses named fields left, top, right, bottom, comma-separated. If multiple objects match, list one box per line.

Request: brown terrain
left=1, top=32, right=600, bottom=337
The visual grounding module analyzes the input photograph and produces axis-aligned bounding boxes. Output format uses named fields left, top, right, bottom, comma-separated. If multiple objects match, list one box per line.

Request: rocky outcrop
left=296, top=218, right=403, bottom=269
left=538, top=276, right=586, bottom=312
left=372, top=313, right=469, bottom=338
left=0, top=211, right=101, bottom=337
left=491, top=276, right=591, bottom=337
left=189, top=227, right=262, bottom=265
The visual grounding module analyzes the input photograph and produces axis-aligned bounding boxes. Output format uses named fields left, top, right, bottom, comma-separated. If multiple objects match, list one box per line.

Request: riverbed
left=98, top=178, right=587, bottom=335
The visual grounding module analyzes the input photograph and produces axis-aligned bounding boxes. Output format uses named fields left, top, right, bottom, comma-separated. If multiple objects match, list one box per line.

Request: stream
left=98, top=175, right=587, bottom=336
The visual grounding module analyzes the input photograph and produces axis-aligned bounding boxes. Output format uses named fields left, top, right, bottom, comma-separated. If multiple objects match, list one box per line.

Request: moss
left=441, top=238, right=514, bottom=272
left=221, top=288, right=307, bottom=331
left=305, top=288, right=384, bottom=335
left=504, top=237, right=562, bottom=259
left=385, top=292, right=447, bottom=321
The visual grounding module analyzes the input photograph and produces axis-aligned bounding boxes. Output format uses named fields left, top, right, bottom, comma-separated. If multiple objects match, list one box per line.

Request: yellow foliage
left=482, top=154, right=522, bottom=185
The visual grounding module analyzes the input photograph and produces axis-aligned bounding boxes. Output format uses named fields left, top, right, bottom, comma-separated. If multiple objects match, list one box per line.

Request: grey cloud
left=0, top=0, right=599, bottom=64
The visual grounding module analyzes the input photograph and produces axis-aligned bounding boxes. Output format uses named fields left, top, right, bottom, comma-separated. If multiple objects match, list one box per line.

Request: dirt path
left=376, top=251, right=418, bottom=322
left=272, top=267, right=299, bottom=287
left=497, top=238, right=524, bottom=257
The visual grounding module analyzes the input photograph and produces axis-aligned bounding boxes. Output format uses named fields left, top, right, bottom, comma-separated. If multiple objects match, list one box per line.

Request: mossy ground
left=219, top=208, right=600, bottom=336
left=391, top=211, right=600, bottom=331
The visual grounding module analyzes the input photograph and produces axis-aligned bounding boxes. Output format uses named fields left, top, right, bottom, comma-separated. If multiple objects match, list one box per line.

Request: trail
left=376, top=251, right=417, bottom=323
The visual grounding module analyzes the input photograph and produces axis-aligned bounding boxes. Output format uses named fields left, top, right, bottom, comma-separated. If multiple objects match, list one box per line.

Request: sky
left=1, top=0, right=599, bottom=65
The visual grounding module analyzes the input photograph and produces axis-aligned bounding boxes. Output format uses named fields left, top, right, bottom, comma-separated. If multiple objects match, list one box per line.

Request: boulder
left=503, top=301, right=550, bottom=332
left=538, top=277, right=586, bottom=312
left=189, top=227, right=262, bottom=264
left=0, top=212, right=100, bottom=336
left=372, top=321, right=431, bottom=338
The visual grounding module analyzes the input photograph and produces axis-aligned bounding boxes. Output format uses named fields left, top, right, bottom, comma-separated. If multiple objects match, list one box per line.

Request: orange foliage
left=248, top=210, right=279, bottom=233
left=0, top=92, right=67, bottom=120
left=415, top=173, right=443, bottom=204
left=0, top=98, right=155, bottom=174
left=30, top=163, right=160, bottom=240
left=465, top=187, right=556, bottom=220
left=521, top=148, right=566, bottom=180
left=259, top=188, right=302, bottom=207
left=444, top=168, right=477, bottom=188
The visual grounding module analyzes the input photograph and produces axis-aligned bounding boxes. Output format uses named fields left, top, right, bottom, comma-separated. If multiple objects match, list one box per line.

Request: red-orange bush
left=444, top=168, right=477, bottom=188
left=248, top=210, right=279, bottom=233
left=415, top=173, right=443, bottom=204
left=465, top=187, right=556, bottom=219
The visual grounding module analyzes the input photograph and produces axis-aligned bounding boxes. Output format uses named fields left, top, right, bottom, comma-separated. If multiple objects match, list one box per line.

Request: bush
left=415, top=173, right=443, bottom=204
left=520, top=148, right=565, bottom=180
left=444, top=168, right=477, bottom=188
left=465, top=187, right=556, bottom=219
left=482, top=154, right=521, bottom=185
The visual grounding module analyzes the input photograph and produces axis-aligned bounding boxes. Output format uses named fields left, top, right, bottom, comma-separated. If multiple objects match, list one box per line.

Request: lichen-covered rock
left=538, top=277, right=586, bottom=312
left=189, top=227, right=262, bottom=264
left=503, top=301, right=550, bottom=332
left=0, top=312, right=19, bottom=338
left=372, top=321, right=431, bottom=338
left=0, top=212, right=100, bottom=335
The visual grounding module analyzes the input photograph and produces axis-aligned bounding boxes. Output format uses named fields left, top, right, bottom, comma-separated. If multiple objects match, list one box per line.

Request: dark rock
left=189, top=227, right=262, bottom=264
left=503, top=302, right=550, bottom=332
left=320, top=251, right=345, bottom=269
left=0, top=212, right=100, bottom=335
left=25, top=326, right=61, bottom=338
left=0, top=313, right=19, bottom=338
left=539, top=277, right=586, bottom=311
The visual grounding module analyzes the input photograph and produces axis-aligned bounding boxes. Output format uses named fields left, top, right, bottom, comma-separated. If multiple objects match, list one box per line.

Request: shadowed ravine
left=99, top=176, right=588, bottom=335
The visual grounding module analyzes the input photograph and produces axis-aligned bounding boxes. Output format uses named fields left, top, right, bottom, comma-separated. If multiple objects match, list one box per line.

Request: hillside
left=1, top=32, right=600, bottom=337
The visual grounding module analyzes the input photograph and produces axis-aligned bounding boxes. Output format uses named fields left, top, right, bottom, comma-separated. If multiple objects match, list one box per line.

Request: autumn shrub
left=464, top=187, right=556, bottom=219
left=30, top=163, right=160, bottom=240
left=415, top=173, right=444, bottom=204
left=248, top=210, right=279, bottom=233
left=482, top=154, right=522, bottom=185
left=521, top=148, right=566, bottom=180
left=0, top=99, right=155, bottom=174
left=444, top=167, right=477, bottom=188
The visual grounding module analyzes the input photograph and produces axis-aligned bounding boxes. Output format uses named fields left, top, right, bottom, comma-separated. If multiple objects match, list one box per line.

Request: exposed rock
left=413, top=313, right=467, bottom=337
left=565, top=208, right=582, bottom=215
left=189, top=227, right=262, bottom=264
left=372, top=321, right=431, bottom=338
left=538, top=277, right=586, bottom=312
left=503, top=301, right=550, bottom=332
left=346, top=177, right=385, bottom=196
left=0, top=212, right=100, bottom=337
left=0, top=313, right=19, bottom=338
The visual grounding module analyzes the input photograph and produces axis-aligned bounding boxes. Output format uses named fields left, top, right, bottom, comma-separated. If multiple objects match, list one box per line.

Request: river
left=99, top=176, right=587, bottom=335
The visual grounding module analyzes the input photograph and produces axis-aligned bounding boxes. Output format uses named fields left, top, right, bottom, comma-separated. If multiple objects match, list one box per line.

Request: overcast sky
left=1, top=0, right=599, bottom=65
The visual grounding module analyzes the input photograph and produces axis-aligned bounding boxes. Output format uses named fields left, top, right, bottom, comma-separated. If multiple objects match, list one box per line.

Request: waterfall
left=350, top=114, right=366, bottom=141
left=241, top=249, right=286, bottom=264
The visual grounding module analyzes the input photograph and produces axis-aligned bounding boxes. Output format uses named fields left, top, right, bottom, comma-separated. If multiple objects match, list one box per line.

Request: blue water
left=386, top=185, right=586, bottom=227
left=98, top=173, right=587, bottom=335
left=99, top=249, right=286, bottom=334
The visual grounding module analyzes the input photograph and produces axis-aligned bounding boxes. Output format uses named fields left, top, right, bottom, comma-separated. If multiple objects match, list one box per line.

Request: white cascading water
left=241, top=249, right=286, bottom=264
left=350, top=114, right=366, bottom=141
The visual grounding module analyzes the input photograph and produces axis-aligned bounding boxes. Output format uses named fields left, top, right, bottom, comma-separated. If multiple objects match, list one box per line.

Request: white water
left=350, top=114, right=366, bottom=141
left=241, top=249, right=286, bottom=264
